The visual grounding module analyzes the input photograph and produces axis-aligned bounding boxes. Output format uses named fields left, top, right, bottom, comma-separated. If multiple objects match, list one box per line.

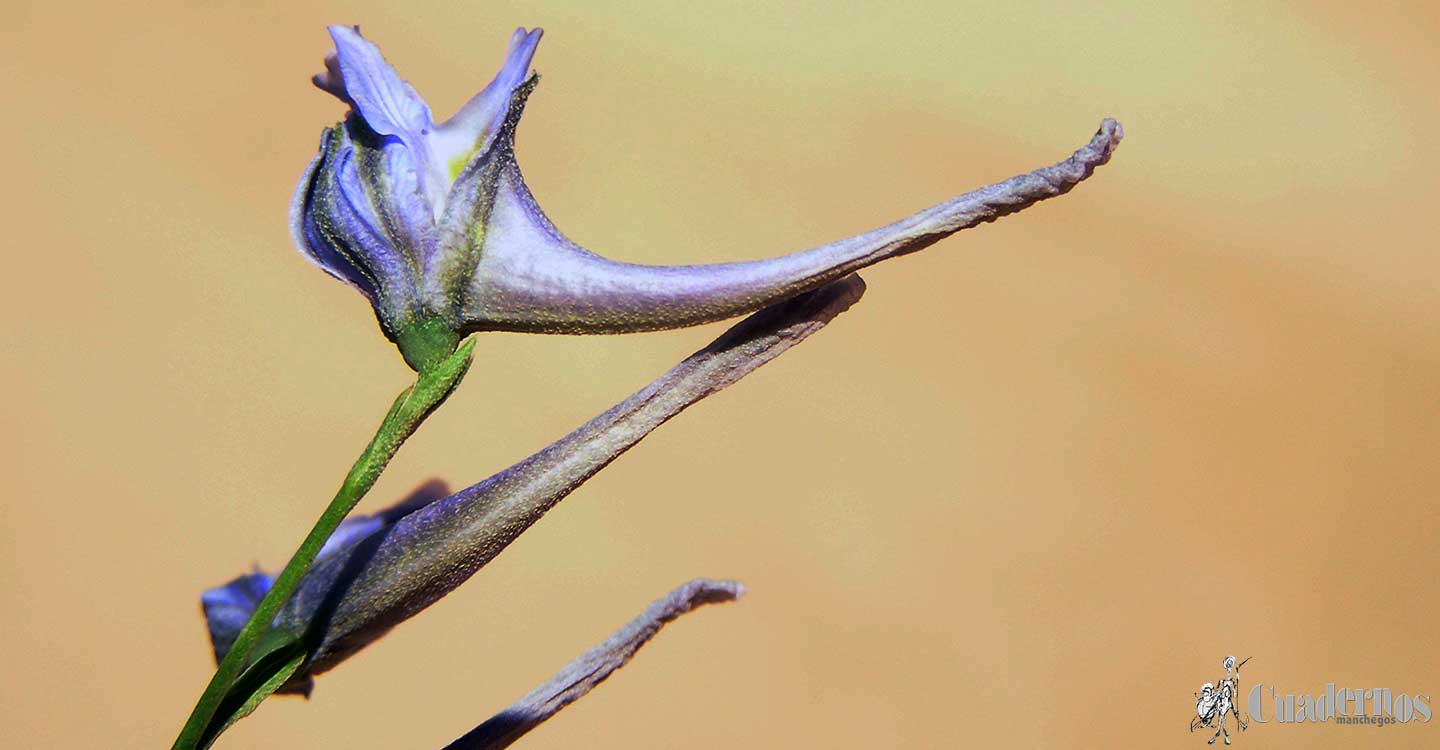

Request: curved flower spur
left=293, top=25, right=1123, bottom=371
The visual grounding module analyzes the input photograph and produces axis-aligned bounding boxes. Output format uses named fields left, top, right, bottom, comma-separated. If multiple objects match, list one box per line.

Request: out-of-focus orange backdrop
left=2, top=2, right=1435, bottom=748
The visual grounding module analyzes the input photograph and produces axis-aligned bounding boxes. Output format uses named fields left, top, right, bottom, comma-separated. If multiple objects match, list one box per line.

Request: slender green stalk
left=172, top=339, right=475, bottom=750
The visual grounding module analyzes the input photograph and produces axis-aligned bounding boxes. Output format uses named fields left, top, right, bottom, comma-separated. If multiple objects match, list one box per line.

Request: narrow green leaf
left=198, top=638, right=308, bottom=749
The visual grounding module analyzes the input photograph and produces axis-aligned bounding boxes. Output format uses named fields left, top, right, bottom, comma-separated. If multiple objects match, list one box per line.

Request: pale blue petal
left=326, top=25, right=433, bottom=141
left=431, top=27, right=543, bottom=171
left=294, top=125, right=427, bottom=333
left=291, top=130, right=380, bottom=300
left=373, top=135, right=442, bottom=259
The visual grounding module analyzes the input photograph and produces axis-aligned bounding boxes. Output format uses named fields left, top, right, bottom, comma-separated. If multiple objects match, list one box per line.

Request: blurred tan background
left=2, top=1, right=1436, bottom=748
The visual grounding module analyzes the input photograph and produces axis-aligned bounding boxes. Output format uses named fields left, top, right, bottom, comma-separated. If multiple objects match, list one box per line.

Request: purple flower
left=292, top=25, right=543, bottom=369
left=292, top=26, right=1123, bottom=371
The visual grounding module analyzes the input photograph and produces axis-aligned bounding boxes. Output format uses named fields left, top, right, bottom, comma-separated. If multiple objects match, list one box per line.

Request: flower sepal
left=394, top=317, right=462, bottom=373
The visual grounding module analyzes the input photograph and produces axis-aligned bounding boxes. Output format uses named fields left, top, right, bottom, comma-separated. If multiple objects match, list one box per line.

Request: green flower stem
left=172, top=339, right=475, bottom=750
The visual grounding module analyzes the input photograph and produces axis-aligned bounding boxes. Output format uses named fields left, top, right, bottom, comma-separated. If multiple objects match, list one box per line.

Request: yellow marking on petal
left=448, top=149, right=478, bottom=182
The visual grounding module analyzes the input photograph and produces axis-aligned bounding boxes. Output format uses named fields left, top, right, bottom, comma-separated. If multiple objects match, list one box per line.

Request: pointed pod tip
left=1100, top=117, right=1124, bottom=142
left=428, top=334, right=476, bottom=383
left=681, top=578, right=747, bottom=607
left=326, top=24, right=362, bottom=43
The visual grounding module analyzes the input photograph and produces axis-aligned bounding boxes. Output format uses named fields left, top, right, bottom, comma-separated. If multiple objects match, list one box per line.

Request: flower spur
left=293, top=25, right=1123, bottom=371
